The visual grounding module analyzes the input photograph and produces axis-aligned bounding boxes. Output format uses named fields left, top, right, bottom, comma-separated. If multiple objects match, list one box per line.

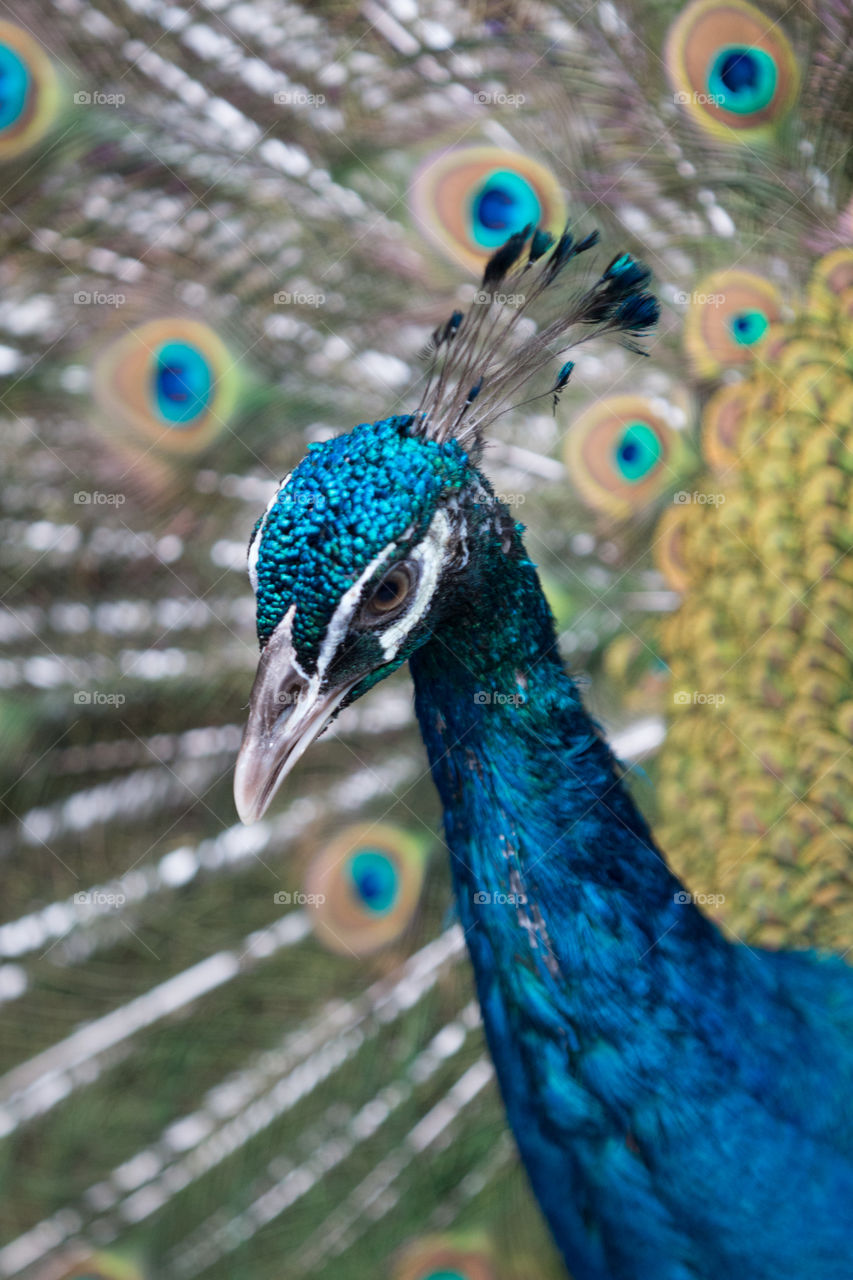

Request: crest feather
left=413, top=225, right=660, bottom=456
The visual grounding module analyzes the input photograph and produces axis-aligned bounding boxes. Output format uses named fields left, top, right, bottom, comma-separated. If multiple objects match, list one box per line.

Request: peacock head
left=234, top=226, right=660, bottom=823
left=234, top=417, right=481, bottom=822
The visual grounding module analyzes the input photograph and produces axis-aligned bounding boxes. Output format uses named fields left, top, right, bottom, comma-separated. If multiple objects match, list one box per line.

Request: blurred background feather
left=1, top=0, right=852, bottom=1277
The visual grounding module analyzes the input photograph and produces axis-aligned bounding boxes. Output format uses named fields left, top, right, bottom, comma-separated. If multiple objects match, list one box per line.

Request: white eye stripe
left=379, top=508, right=450, bottom=661
left=317, top=543, right=396, bottom=684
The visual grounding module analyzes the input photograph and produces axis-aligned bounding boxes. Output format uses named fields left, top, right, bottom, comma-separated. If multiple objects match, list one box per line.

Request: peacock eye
left=362, top=564, right=414, bottom=622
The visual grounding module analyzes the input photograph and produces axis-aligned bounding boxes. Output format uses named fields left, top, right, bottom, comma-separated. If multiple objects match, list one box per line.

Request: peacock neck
left=409, top=498, right=730, bottom=1020
left=408, top=501, right=734, bottom=1272
left=409, top=506, right=703, bottom=933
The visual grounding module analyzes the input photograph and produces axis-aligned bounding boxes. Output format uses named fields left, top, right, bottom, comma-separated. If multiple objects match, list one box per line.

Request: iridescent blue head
left=234, top=226, right=660, bottom=822
left=234, top=417, right=477, bottom=821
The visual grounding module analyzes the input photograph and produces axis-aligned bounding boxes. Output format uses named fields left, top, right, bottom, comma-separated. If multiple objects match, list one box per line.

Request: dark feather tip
left=482, top=224, right=533, bottom=287
left=442, top=310, right=464, bottom=342
left=601, top=253, right=652, bottom=295
left=615, top=293, right=660, bottom=332
left=545, top=227, right=600, bottom=283
left=551, top=359, right=575, bottom=412
left=553, top=360, right=575, bottom=391
left=528, top=228, right=555, bottom=263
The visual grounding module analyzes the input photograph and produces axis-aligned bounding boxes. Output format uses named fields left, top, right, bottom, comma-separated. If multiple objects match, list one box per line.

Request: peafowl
left=232, top=231, right=853, bottom=1279
left=3, top=0, right=853, bottom=1277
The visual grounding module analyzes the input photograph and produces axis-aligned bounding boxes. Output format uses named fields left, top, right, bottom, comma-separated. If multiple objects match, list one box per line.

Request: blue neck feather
left=408, top=494, right=853, bottom=1279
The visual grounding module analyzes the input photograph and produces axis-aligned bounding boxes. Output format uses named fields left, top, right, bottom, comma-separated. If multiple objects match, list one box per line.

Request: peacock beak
left=233, top=626, right=357, bottom=824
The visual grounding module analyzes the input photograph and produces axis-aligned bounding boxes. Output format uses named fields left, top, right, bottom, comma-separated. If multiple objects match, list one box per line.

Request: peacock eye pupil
left=719, top=49, right=758, bottom=93
left=469, top=169, right=541, bottom=249
left=153, top=340, right=213, bottom=426
left=614, top=421, right=662, bottom=483
left=349, top=851, right=398, bottom=914
left=729, top=308, right=769, bottom=346
left=476, top=185, right=515, bottom=231
left=708, top=45, right=777, bottom=115
left=0, top=44, right=29, bottom=132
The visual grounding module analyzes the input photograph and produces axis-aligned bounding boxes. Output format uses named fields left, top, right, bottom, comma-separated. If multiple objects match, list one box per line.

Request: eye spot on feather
left=392, top=1236, right=497, bottom=1280
left=303, top=822, right=426, bottom=956
left=565, top=396, right=689, bottom=518
left=410, top=145, right=566, bottom=273
left=683, top=269, right=782, bottom=377
left=0, top=21, right=59, bottom=160
left=665, top=0, right=799, bottom=142
left=92, top=318, right=242, bottom=456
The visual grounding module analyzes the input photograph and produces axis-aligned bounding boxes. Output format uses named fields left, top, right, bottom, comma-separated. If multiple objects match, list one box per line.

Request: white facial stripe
left=248, top=474, right=293, bottom=594
left=379, top=507, right=451, bottom=661
left=316, top=543, right=396, bottom=684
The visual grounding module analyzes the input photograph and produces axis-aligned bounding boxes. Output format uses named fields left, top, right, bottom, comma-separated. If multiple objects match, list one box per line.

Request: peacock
left=3, top=0, right=853, bottom=1277
left=232, top=230, right=853, bottom=1279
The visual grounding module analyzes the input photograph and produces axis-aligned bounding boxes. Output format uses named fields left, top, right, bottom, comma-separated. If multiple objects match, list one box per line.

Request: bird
left=3, top=0, right=853, bottom=1277
left=232, top=226, right=853, bottom=1279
